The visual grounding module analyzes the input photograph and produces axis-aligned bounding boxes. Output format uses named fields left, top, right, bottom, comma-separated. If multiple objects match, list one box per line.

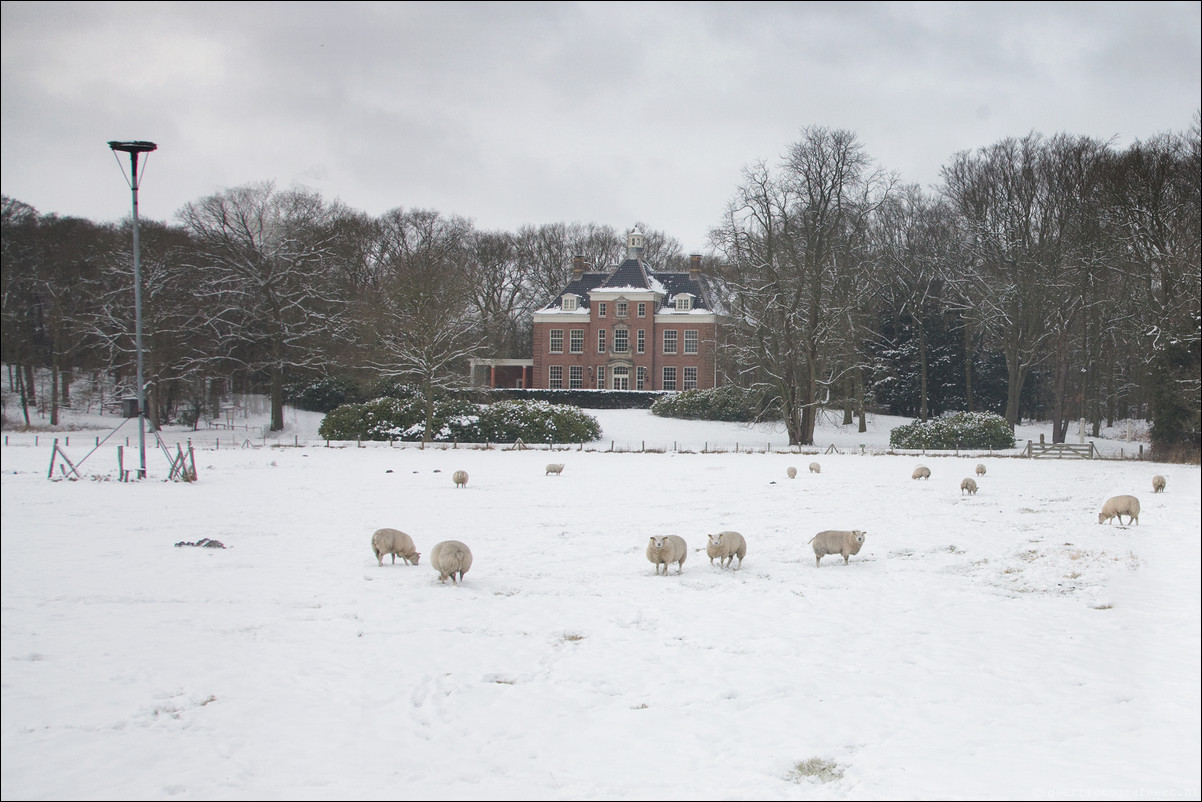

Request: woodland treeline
left=2, top=119, right=1199, bottom=457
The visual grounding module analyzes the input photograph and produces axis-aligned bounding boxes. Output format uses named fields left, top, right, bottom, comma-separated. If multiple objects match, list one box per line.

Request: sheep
left=546, top=463, right=565, bottom=476
left=809, top=530, right=866, bottom=567
left=452, top=470, right=468, bottom=488
left=1153, top=475, right=1166, bottom=494
left=371, top=527, right=421, bottom=567
left=706, top=531, right=747, bottom=569
left=1098, top=495, right=1140, bottom=526
left=787, top=466, right=798, bottom=479
left=646, top=535, right=687, bottom=575
left=809, top=462, right=821, bottom=474
left=975, top=463, right=987, bottom=476
left=960, top=477, right=978, bottom=495
left=430, top=540, right=473, bottom=583
left=912, top=466, right=931, bottom=480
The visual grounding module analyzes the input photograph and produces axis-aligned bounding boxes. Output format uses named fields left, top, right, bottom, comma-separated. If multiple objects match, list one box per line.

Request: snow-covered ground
left=2, top=403, right=1198, bottom=800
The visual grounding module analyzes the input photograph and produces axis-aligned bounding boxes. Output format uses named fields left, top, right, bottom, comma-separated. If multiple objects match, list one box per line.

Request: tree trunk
left=270, top=365, right=285, bottom=432
left=17, top=365, right=31, bottom=426
left=50, top=364, right=60, bottom=426
left=917, top=323, right=929, bottom=422
left=855, top=368, right=867, bottom=433
left=963, top=323, right=975, bottom=413
left=60, top=367, right=71, bottom=406
left=23, top=364, right=36, bottom=404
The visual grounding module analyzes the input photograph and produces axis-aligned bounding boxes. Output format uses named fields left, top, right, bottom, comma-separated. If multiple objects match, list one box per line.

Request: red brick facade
left=531, top=233, right=721, bottom=391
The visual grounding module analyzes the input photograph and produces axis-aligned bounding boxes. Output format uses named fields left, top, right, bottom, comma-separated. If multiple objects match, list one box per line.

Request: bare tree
left=178, top=182, right=353, bottom=431
left=713, top=127, right=890, bottom=445
left=360, top=208, right=483, bottom=443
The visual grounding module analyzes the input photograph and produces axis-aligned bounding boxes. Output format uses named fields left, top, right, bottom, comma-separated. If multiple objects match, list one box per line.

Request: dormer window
left=674, top=294, right=693, bottom=311
left=561, top=294, right=578, bottom=311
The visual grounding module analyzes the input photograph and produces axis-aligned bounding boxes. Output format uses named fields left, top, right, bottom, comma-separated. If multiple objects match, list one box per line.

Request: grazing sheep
left=646, top=535, right=688, bottom=575
left=976, top=463, right=987, bottom=476
left=706, top=531, right=747, bottom=569
left=809, top=530, right=866, bottom=567
left=546, top=463, right=565, bottom=476
left=787, top=466, right=798, bottom=479
left=430, top=540, right=473, bottom=583
left=1098, top=495, right=1140, bottom=526
left=960, top=477, right=978, bottom=495
left=912, top=466, right=931, bottom=480
left=371, top=528, right=421, bottom=567
left=452, top=470, right=468, bottom=488
left=809, top=462, right=821, bottom=474
left=1152, top=475, right=1166, bottom=494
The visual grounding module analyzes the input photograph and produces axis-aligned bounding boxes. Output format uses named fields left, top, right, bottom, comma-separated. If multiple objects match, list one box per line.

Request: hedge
left=889, top=411, right=1016, bottom=450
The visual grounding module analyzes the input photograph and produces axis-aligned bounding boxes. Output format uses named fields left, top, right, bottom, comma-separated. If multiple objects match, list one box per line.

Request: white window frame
left=549, top=329, right=564, bottom=354
left=613, top=328, right=629, bottom=354
left=597, top=365, right=605, bottom=388
left=663, top=330, right=678, bottom=355
left=597, top=329, right=607, bottom=353
left=616, top=301, right=628, bottom=318
left=684, top=330, right=699, bottom=354
left=636, top=366, right=647, bottom=390
left=549, top=365, right=563, bottom=389
left=662, top=366, right=677, bottom=391
left=637, top=302, right=646, bottom=317
left=569, top=329, right=584, bottom=354
left=683, top=366, right=698, bottom=390
left=569, top=365, right=583, bottom=388
left=636, top=329, right=645, bottom=354
left=597, top=302, right=607, bottom=317
left=561, top=295, right=578, bottom=311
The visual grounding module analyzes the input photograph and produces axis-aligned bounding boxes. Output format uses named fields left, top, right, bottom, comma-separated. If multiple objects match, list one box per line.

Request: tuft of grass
left=787, top=757, right=844, bottom=784
left=562, top=633, right=586, bottom=642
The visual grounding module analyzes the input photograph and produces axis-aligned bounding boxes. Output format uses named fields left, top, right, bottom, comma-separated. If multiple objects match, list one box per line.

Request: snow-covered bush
left=460, top=400, right=601, bottom=444
left=318, top=395, right=478, bottom=441
left=284, top=377, right=365, bottom=413
left=889, top=411, right=1016, bottom=450
left=650, top=385, right=775, bottom=422
left=318, top=397, right=600, bottom=444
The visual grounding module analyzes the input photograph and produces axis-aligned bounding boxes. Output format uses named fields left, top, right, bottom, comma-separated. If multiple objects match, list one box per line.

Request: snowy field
left=2, top=405, right=1199, bottom=800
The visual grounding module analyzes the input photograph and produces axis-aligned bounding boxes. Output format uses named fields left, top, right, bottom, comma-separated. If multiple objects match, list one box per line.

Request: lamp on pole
left=108, top=140, right=157, bottom=479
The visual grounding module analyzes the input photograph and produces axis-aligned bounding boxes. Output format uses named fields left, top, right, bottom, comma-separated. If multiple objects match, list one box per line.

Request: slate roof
left=540, top=257, right=719, bottom=314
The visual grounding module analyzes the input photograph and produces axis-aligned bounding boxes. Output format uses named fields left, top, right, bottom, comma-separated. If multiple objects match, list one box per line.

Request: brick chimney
left=572, top=255, right=585, bottom=279
left=689, top=254, right=701, bottom=280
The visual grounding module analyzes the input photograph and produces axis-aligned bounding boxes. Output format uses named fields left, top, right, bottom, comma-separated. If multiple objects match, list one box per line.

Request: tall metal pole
left=108, top=141, right=157, bottom=479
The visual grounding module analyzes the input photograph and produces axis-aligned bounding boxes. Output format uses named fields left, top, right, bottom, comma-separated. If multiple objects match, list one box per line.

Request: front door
left=612, top=365, right=629, bottom=390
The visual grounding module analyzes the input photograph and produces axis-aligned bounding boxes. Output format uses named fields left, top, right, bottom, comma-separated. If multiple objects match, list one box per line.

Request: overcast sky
left=2, top=1, right=1199, bottom=255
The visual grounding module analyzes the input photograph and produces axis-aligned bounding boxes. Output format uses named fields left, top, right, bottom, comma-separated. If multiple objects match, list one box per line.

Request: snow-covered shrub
left=889, top=411, right=1015, bottom=450
left=318, top=395, right=478, bottom=441
left=318, top=397, right=600, bottom=443
left=464, top=400, right=601, bottom=444
left=284, top=377, right=364, bottom=413
left=650, top=385, right=775, bottom=422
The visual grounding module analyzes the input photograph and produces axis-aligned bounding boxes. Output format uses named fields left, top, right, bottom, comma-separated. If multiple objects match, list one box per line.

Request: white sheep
left=787, top=466, right=798, bottom=479
left=706, top=531, right=747, bottom=569
left=431, top=540, right=473, bottom=583
left=546, top=463, right=565, bottom=476
left=809, top=462, right=821, bottom=474
left=452, top=470, right=468, bottom=488
left=1152, top=475, right=1166, bottom=494
left=975, top=463, right=987, bottom=476
left=371, top=528, right=421, bottom=567
left=809, top=530, right=866, bottom=567
left=960, top=477, right=978, bottom=495
left=1098, top=495, right=1140, bottom=526
left=646, top=535, right=687, bottom=575
left=912, top=466, right=931, bottom=480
